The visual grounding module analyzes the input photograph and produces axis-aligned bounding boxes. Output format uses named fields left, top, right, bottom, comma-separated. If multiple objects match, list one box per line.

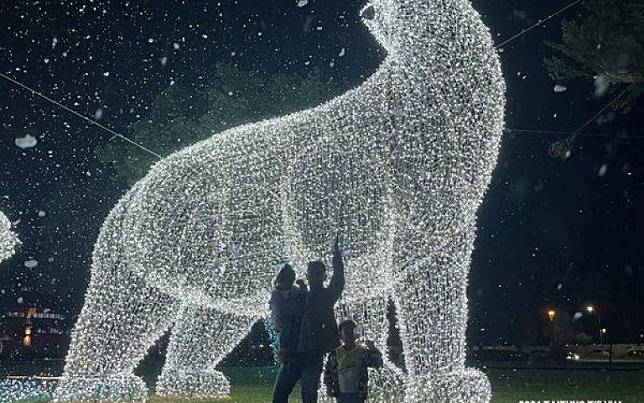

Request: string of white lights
left=0, top=72, right=163, bottom=159
left=52, top=1, right=504, bottom=402
left=0, top=211, right=20, bottom=264
left=494, top=0, right=582, bottom=49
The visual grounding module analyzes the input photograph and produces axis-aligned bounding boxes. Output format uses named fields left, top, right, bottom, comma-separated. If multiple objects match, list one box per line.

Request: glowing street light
left=584, top=304, right=604, bottom=345
left=547, top=309, right=557, bottom=322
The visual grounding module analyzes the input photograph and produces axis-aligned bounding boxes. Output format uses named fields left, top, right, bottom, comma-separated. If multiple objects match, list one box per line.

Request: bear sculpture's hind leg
left=54, top=266, right=179, bottom=402
left=156, top=306, right=259, bottom=399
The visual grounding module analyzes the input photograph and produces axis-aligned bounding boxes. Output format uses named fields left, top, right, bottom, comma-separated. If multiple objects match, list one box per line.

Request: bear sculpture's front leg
left=393, top=227, right=491, bottom=403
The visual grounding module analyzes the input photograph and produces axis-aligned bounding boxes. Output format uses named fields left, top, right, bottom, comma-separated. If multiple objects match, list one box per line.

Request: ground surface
left=11, top=366, right=644, bottom=402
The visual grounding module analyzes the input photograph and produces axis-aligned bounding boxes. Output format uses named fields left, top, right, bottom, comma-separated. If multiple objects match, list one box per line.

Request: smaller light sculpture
left=0, top=211, right=20, bottom=263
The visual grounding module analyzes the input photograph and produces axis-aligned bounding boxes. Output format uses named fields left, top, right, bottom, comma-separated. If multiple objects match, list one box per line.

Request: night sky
left=1, top=0, right=642, bottom=346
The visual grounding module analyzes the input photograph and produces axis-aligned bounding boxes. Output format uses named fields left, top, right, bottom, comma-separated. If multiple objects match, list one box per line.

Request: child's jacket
left=323, top=344, right=384, bottom=400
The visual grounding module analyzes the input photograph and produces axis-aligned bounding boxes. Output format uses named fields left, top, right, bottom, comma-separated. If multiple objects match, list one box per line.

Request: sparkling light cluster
left=0, top=379, right=55, bottom=402
left=55, top=0, right=505, bottom=402
left=0, top=211, right=20, bottom=264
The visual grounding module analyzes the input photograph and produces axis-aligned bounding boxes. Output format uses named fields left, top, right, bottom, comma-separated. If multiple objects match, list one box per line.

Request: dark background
left=0, top=0, right=642, bottom=350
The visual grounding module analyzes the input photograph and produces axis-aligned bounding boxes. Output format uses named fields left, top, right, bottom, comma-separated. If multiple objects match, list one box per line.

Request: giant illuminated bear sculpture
left=55, top=0, right=505, bottom=401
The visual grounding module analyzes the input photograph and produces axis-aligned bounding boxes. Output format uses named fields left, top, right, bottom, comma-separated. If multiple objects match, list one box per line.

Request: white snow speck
left=173, top=42, right=180, bottom=50
left=228, top=91, right=234, bottom=96
left=594, top=75, right=609, bottom=97
left=573, top=312, right=583, bottom=320
left=24, top=259, right=38, bottom=268
left=556, top=283, right=563, bottom=290
left=598, top=164, right=608, bottom=177
left=553, top=85, right=567, bottom=93
left=512, top=9, right=527, bottom=20
left=94, top=108, right=104, bottom=120
left=339, top=48, right=346, bottom=57
left=297, top=0, right=309, bottom=7
left=103, top=72, right=110, bottom=77
left=17, top=297, right=24, bottom=304
left=202, top=34, right=208, bottom=39
left=148, top=38, right=155, bottom=43
left=15, top=134, right=37, bottom=149
left=52, top=37, right=58, bottom=49
left=160, top=56, right=168, bottom=66
left=38, top=210, right=46, bottom=217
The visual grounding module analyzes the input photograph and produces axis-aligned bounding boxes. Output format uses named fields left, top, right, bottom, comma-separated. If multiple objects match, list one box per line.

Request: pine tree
left=544, top=0, right=644, bottom=112
left=544, top=0, right=644, bottom=158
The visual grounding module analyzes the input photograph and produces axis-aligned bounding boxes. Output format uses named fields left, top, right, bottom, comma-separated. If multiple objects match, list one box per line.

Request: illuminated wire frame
left=0, top=211, right=20, bottom=264
left=54, top=0, right=505, bottom=401
left=0, top=379, right=55, bottom=402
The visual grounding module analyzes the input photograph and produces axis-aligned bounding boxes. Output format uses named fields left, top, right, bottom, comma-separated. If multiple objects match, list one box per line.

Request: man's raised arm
left=328, top=235, right=345, bottom=303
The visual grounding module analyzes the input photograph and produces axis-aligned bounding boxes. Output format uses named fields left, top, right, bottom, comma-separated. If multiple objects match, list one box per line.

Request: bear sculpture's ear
left=360, top=3, right=376, bottom=21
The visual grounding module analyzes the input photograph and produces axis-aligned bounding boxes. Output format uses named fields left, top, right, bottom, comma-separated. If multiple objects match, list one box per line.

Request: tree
left=544, top=0, right=644, bottom=158
left=97, top=63, right=342, bottom=185
left=544, top=0, right=644, bottom=111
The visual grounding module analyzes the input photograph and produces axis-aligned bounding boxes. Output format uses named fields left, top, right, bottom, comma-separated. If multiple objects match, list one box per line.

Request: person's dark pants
left=272, top=351, right=324, bottom=403
left=337, top=393, right=365, bottom=403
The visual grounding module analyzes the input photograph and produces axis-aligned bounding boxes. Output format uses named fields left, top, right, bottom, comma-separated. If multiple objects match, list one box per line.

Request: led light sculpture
left=55, top=0, right=505, bottom=401
left=0, top=211, right=20, bottom=263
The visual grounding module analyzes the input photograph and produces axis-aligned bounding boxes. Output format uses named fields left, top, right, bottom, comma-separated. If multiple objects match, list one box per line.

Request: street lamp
left=584, top=304, right=603, bottom=345
left=546, top=308, right=560, bottom=361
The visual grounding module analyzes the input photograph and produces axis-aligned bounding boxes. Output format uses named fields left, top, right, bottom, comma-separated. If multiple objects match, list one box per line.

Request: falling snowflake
left=15, top=134, right=38, bottom=149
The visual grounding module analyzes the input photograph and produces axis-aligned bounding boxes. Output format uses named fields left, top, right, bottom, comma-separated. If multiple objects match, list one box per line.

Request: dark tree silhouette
left=544, top=0, right=644, bottom=159
left=544, top=0, right=644, bottom=112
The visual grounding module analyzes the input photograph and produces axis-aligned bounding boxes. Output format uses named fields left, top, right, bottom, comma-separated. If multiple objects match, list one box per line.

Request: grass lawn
left=12, top=367, right=644, bottom=402
left=153, top=367, right=644, bottom=403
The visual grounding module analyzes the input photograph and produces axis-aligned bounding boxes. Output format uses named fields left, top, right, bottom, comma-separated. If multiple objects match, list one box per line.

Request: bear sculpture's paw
left=53, top=373, right=147, bottom=402
left=155, top=369, right=230, bottom=399
left=365, top=362, right=407, bottom=402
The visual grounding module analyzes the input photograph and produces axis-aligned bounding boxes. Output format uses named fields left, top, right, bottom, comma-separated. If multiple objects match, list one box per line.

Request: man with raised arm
left=272, top=235, right=345, bottom=403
